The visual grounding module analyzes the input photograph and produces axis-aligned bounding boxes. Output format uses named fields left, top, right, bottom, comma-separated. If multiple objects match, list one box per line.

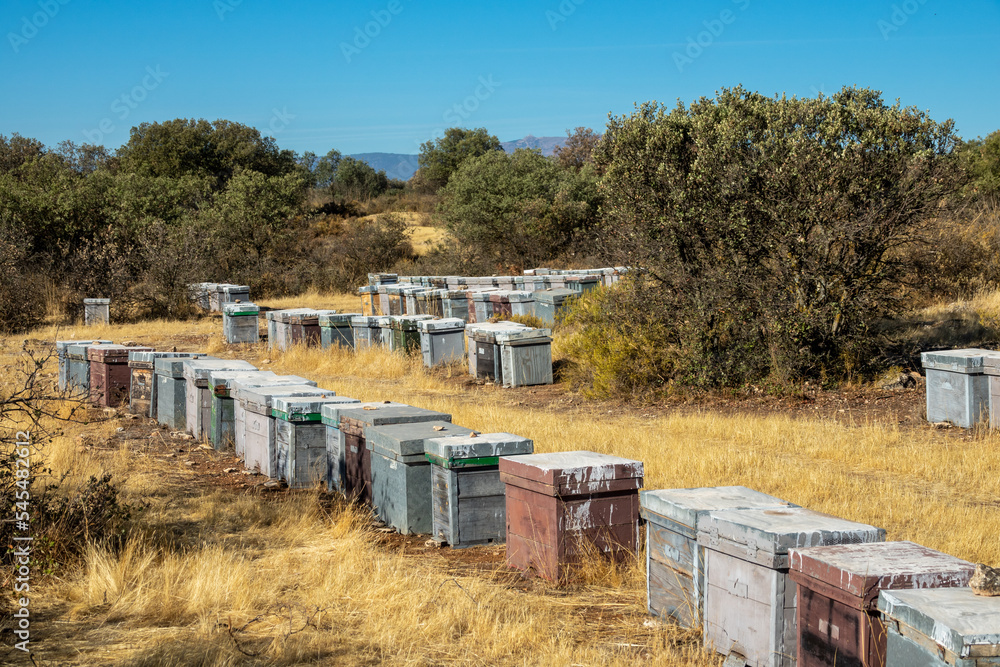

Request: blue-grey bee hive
left=272, top=394, right=360, bottom=488
left=83, top=298, right=111, bottom=326
left=921, top=349, right=996, bottom=428
left=222, top=302, right=260, bottom=344
left=365, top=420, right=476, bottom=535
left=425, top=432, right=533, bottom=548
left=154, top=354, right=217, bottom=429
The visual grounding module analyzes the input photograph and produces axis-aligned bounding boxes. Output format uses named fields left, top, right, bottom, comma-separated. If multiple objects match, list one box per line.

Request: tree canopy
left=585, top=85, right=961, bottom=387
left=439, top=148, right=601, bottom=271
left=416, top=127, right=502, bottom=190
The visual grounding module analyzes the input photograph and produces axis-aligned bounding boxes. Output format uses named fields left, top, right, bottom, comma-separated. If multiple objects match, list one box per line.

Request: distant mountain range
left=347, top=135, right=568, bottom=182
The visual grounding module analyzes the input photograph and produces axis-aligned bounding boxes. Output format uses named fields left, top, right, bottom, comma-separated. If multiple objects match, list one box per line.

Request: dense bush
left=439, top=148, right=602, bottom=272
left=584, top=86, right=963, bottom=389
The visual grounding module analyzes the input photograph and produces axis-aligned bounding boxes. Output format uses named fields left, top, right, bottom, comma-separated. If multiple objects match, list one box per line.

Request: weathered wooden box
left=237, top=384, right=333, bottom=478
left=418, top=318, right=466, bottom=367
left=88, top=345, right=153, bottom=408
left=565, top=275, right=601, bottom=293
left=640, top=486, right=796, bottom=629
left=273, top=395, right=359, bottom=488
left=154, top=355, right=217, bottom=429
left=333, top=404, right=452, bottom=502
left=288, top=309, right=325, bottom=347
left=499, top=451, right=644, bottom=581
left=183, top=359, right=258, bottom=441
left=220, top=284, right=250, bottom=308
left=390, top=315, right=433, bottom=354
left=322, top=401, right=406, bottom=493
left=319, top=312, right=359, bottom=349
left=489, top=292, right=513, bottom=318
left=222, top=302, right=260, bottom=344
left=980, top=355, right=1000, bottom=429
left=531, top=288, right=575, bottom=326
left=208, top=370, right=292, bottom=451
left=507, top=291, right=535, bottom=317
left=188, top=282, right=214, bottom=310
left=83, top=298, right=110, bottom=326
left=129, top=351, right=198, bottom=419
left=270, top=309, right=318, bottom=350
left=442, top=290, right=470, bottom=321
left=402, top=286, right=426, bottom=315
left=497, top=328, right=553, bottom=388
left=921, top=349, right=995, bottom=428
left=425, top=432, right=533, bottom=548
left=789, top=542, right=974, bottom=667
left=58, top=340, right=110, bottom=393
left=698, top=507, right=886, bottom=667
left=351, top=315, right=381, bottom=350
left=366, top=421, right=476, bottom=534
left=878, top=587, right=1000, bottom=667
left=227, top=374, right=316, bottom=458
left=471, top=291, right=497, bottom=323
left=465, top=322, right=527, bottom=381
left=358, top=285, right=377, bottom=316
left=374, top=316, right=392, bottom=348
left=67, top=342, right=110, bottom=397
left=385, top=285, right=404, bottom=316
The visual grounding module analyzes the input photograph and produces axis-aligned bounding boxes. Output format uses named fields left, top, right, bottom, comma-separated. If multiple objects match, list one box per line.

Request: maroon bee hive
left=88, top=345, right=153, bottom=408
left=499, top=450, right=643, bottom=581
left=788, top=541, right=975, bottom=667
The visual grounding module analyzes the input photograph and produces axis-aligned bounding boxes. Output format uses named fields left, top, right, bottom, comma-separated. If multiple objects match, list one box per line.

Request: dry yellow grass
left=8, top=317, right=1000, bottom=665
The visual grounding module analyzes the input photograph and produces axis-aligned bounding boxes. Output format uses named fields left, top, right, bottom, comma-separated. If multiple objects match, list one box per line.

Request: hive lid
left=155, top=355, right=217, bottom=376
left=271, top=394, right=357, bottom=421
left=366, top=421, right=476, bottom=458
left=272, top=308, right=317, bottom=323
left=350, top=315, right=380, bottom=327
left=83, top=298, right=110, bottom=305
left=499, top=450, right=644, bottom=496
left=697, top=507, right=885, bottom=569
left=208, top=370, right=279, bottom=394
left=182, top=359, right=258, bottom=383
left=223, top=302, right=259, bottom=316
left=287, top=309, right=322, bottom=324
left=338, top=404, right=451, bottom=428
left=58, top=339, right=111, bottom=353
left=393, top=315, right=434, bottom=329
left=221, top=284, right=250, bottom=294
left=532, top=288, right=576, bottom=304
left=921, top=348, right=996, bottom=374
left=319, top=312, right=361, bottom=326
left=235, top=384, right=328, bottom=410
left=425, top=432, right=533, bottom=462
left=789, top=541, right=974, bottom=608
left=319, top=400, right=408, bottom=424
left=87, top=345, right=152, bottom=361
left=495, top=328, right=552, bottom=343
left=417, top=318, right=466, bottom=332
left=639, top=486, right=795, bottom=533
left=878, top=587, right=1000, bottom=658
left=227, top=374, right=316, bottom=395
left=358, top=285, right=377, bottom=294
left=506, top=291, right=535, bottom=302
left=129, top=350, right=197, bottom=364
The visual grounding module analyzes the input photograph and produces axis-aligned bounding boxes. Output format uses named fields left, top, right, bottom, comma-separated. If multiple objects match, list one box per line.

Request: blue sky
left=3, top=0, right=998, bottom=156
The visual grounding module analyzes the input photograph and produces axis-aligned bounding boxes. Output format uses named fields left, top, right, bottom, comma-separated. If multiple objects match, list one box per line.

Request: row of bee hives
left=52, top=339, right=1000, bottom=667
